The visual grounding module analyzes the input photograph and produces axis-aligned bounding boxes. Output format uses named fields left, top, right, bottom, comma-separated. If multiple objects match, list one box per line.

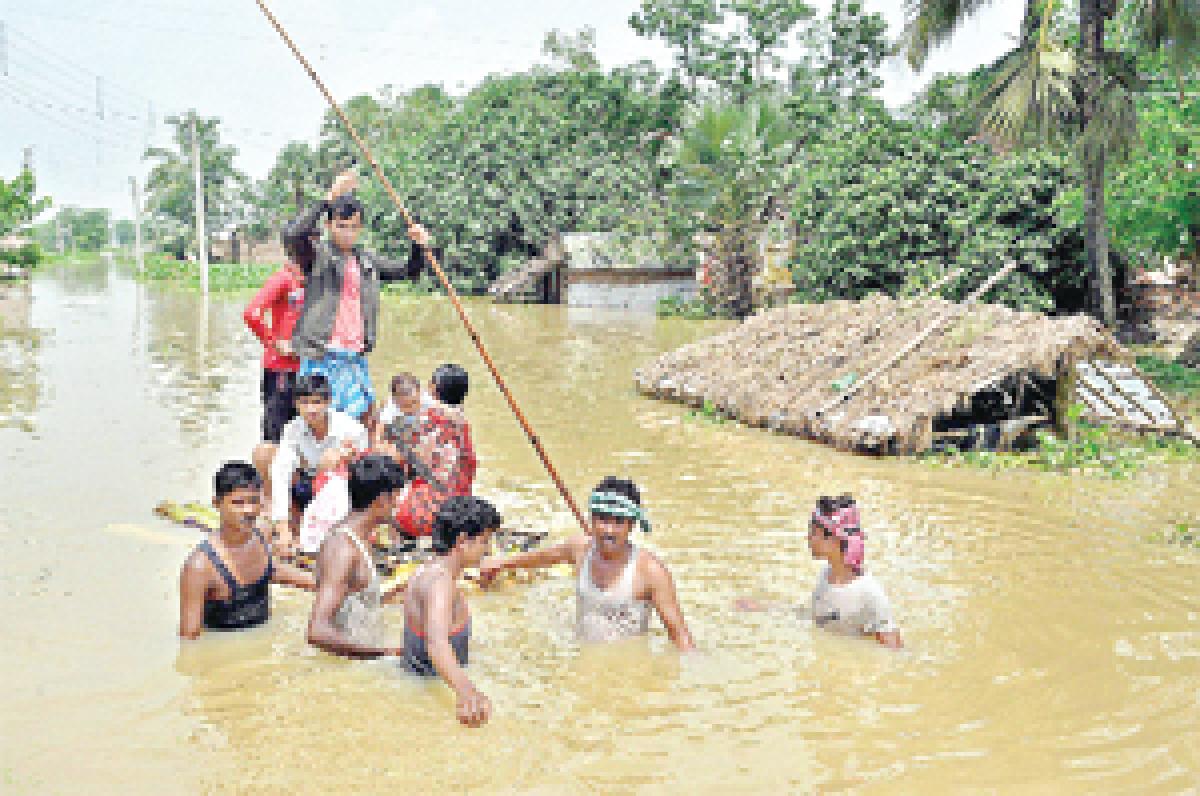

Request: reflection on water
left=141, top=287, right=260, bottom=444
left=0, top=280, right=41, bottom=431
left=1, top=260, right=1198, bottom=793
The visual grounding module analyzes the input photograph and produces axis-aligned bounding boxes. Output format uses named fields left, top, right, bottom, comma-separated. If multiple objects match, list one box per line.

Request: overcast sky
left=0, top=0, right=1022, bottom=219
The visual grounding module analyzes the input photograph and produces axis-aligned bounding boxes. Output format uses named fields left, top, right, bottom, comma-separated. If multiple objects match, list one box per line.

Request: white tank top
left=576, top=545, right=651, bottom=642
left=326, top=528, right=383, bottom=647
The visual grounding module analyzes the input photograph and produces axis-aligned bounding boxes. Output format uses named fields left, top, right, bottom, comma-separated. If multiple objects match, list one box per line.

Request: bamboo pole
left=254, top=0, right=589, bottom=533
left=814, top=261, right=1019, bottom=419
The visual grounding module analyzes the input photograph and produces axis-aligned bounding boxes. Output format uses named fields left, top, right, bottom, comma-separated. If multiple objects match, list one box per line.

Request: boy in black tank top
left=179, top=462, right=315, bottom=639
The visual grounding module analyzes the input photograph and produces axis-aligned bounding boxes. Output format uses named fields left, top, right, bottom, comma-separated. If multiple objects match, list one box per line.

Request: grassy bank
left=136, top=253, right=278, bottom=291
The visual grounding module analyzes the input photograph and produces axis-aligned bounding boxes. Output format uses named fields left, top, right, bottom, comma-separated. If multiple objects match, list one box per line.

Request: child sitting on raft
left=372, top=372, right=422, bottom=449
left=479, top=476, right=695, bottom=651
left=738, top=494, right=902, bottom=649
left=392, top=364, right=477, bottom=537
left=401, top=495, right=500, bottom=728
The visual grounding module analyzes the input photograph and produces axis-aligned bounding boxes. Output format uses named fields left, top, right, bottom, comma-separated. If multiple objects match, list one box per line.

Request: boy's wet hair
left=593, top=476, right=641, bottom=507
left=328, top=193, right=364, bottom=221
left=432, top=495, right=501, bottom=554
left=432, top=364, right=469, bottom=406
left=214, top=461, right=262, bottom=499
left=347, top=454, right=407, bottom=511
left=391, top=372, right=420, bottom=396
left=294, top=373, right=331, bottom=401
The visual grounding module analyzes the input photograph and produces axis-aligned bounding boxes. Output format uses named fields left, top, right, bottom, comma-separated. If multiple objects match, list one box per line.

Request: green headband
left=589, top=491, right=651, bottom=533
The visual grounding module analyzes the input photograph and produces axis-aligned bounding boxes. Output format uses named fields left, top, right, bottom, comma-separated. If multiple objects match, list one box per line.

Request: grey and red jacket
left=283, top=200, right=425, bottom=360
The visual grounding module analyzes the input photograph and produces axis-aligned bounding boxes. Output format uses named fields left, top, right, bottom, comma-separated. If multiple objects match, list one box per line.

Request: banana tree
left=901, top=0, right=1200, bottom=327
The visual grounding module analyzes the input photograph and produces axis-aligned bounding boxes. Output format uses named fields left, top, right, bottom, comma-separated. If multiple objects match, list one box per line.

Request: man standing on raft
left=283, top=170, right=431, bottom=429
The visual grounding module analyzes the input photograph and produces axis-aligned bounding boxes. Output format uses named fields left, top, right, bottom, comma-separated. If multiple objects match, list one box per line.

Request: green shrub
left=656, top=296, right=713, bottom=319
left=1136, top=354, right=1200, bottom=396
left=0, top=243, right=43, bottom=269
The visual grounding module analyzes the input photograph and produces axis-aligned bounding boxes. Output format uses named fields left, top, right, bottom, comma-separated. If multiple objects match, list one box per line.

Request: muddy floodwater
left=2, top=259, right=1198, bottom=793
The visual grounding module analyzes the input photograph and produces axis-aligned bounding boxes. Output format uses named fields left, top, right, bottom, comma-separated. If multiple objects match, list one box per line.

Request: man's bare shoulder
left=181, top=544, right=215, bottom=578
left=636, top=547, right=675, bottom=586
left=563, top=534, right=592, bottom=562
left=180, top=545, right=218, bottom=595
left=315, top=531, right=355, bottom=579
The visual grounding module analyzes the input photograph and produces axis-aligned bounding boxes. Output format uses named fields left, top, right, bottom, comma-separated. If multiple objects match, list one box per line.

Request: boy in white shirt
left=737, top=494, right=902, bottom=649
left=265, top=373, right=368, bottom=556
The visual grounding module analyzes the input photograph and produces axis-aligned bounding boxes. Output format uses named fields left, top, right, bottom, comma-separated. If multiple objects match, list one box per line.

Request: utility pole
left=55, top=212, right=64, bottom=254
left=191, top=113, right=208, bottom=295
left=96, top=76, right=104, bottom=119
left=145, top=101, right=155, bottom=150
left=21, top=145, right=33, bottom=174
left=130, top=176, right=143, bottom=274
left=1, top=21, right=8, bottom=77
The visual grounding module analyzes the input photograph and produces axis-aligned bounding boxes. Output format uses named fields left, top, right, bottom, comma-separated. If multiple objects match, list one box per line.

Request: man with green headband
left=479, top=476, right=694, bottom=651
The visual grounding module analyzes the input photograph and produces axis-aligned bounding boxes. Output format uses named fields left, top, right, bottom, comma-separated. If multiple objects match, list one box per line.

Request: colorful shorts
left=299, top=351, right=375, bottom=418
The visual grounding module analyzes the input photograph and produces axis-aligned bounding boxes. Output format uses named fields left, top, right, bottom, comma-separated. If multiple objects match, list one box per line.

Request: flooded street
left=2, top=260, right=1198, bottom=793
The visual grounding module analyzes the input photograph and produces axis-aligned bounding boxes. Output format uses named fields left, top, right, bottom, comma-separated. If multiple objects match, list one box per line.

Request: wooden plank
left=1075, top=382, right=1127, bottom=419
left=1077, top=363, right=1154, bottom=424
left=1092, top=363, right=1174, bottom=427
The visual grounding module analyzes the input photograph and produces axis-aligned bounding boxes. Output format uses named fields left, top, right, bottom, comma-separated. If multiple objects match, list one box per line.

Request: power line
left=6, top=39, right=147, bottom=121
left=6, top=25, right=151, bottom=109
left=1, top=72, right=148, bottom=141
left=5, top=25, right=297, bottom=142
left=0, top=83, right=135, bottom=150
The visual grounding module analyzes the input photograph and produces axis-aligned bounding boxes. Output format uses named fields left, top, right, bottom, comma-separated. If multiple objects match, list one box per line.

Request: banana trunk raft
left=154, top=501, right=564, bottom=590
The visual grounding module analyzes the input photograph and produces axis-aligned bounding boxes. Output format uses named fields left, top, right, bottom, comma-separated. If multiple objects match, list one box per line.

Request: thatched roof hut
left=634, top=296, right=1127, bottom=454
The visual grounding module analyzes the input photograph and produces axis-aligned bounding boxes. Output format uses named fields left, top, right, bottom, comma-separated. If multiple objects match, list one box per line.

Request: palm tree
left=671, top=101, right=796, bottom=318
left=902, top=0, right=1199, bottom=328
left=144, top=111, right=245, bottom=258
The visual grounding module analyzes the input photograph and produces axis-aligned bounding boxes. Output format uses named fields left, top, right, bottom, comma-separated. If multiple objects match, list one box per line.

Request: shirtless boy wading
left=306, top=455, right=409, bottom=658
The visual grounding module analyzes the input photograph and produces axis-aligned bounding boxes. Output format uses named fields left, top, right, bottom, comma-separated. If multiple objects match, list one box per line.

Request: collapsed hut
left=634, top=295, right=1160, bottom=455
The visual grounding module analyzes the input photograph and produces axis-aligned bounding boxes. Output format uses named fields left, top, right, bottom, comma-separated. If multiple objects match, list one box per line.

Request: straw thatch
left=634, top=296, right=1127, bottom=454
left=1180, top=332, right=1200, bottom=369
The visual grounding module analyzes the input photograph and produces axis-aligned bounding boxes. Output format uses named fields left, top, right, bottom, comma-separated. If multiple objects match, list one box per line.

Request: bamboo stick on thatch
left=814, top=261, right=1020, bottom=419
left=860, top=267, right=966, bottom=343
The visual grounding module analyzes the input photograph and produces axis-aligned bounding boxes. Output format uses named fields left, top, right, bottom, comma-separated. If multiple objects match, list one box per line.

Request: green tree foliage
left=51, top=207, right=112, bottom=251
left=351, top=63, right=684, bottom=292
left=629, top=0, right=723, bottom=93
left=789, top=100, right=1093, bottom=311
left=144, top=111, right=246, bottom=258
left=901, top=0, right=1200, bottom=326
left=667, top=100, right=797, bottom=318
left=630, top=0, right=816, bottom=101
left=0, top=169, right=49, bottom=237
left=1088, top=64, right=1199, bottom=268
left=800, top=0, right=892, bottom=98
